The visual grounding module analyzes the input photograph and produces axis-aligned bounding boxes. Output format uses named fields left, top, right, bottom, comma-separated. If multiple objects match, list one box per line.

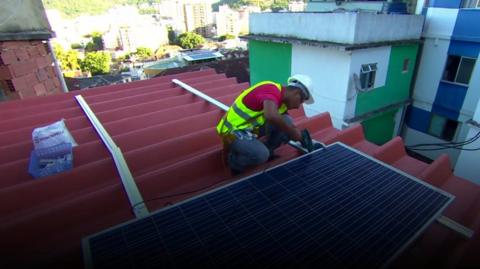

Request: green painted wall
left=361, top=109, right=398, bottom=145
left=356, top=44, right=419, bottom=144
left=248, top=40, right=292, bottom=85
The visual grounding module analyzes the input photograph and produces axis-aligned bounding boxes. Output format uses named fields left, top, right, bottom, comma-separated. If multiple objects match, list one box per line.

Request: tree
left=85, top=32, right=104, bottom=52
left=271, top=0, right=288, bottom=11
left=134, top=47, right=153, bottom=60
left=219, top=34, right=236, bottom=41
left=80, top=51, right=111, bottom=75
left=52, top=43, right=80, bottom=71
left=177, top=32, right=205, bottom=49
left=71, top=43, right=84, bottom=49
left=63, top=50, right=81, bottom=70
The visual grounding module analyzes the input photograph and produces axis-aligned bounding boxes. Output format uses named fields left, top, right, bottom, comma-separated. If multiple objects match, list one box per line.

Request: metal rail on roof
left=172, top=79, right=316, bottom=153
left=172, top=79, right=230, bottom=111
left=75, top=95, right=149, bottom=219
left=437, top=215, right=474, bottom=239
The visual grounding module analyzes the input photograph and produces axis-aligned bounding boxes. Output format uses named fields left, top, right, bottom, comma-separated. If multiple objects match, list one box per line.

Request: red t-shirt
left=242, top=84, right=283, bottom=111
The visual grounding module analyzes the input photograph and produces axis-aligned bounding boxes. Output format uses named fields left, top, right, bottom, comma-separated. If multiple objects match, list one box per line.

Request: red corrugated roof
left=0, top=69, right=479, bottom=268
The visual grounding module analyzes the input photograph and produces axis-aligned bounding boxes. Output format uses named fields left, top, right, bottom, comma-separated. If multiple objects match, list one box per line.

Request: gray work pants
left=228, top=115, right=293, bottom=172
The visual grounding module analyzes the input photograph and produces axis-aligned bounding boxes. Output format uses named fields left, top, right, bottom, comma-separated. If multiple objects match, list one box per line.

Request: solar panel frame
left=82, top=142, right=454, bottom=269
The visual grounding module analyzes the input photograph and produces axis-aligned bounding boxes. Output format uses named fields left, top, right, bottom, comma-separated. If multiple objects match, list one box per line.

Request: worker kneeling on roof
left=216, top=74, right=315, bottom=174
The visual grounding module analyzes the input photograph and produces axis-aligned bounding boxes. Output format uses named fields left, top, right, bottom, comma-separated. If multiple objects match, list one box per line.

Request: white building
left=158, top=0, right=187, bottom=33
left=184, top=0, right=214, bottom=37
left=288, top=1, right=306, bottom=12
left=402, top=0, right=480, bottom=184
left=118, top=19, right=169, bottom=53
left=46, top=6, right=168, bottom=53
left=215, top=5, right=240, bottom=37
left=238, top=5, right=261, bottom=35
left=248, top=12, right=423, bottom=145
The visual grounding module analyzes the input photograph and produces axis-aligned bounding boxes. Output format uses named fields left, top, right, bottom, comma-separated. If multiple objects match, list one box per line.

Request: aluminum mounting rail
left=437, top=215, right=474, bottom=239
left=75, top=95, right=149, bottom=218
left=172, top=79, right=323, bottom=154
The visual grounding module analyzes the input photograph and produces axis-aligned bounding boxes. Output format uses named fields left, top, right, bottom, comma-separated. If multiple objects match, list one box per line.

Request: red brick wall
left=0, top=40, right=62, bottom=101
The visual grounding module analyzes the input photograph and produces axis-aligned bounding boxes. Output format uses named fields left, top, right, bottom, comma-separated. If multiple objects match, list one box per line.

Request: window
left=442, top=55, right=476, bottom=85
left=428, top=114, right=459, bottom=141
left=359, top=63, right=377, bottom=90
left=402, top=58, right=410, bottom=73
left=462, top=0, right=480, bottom=8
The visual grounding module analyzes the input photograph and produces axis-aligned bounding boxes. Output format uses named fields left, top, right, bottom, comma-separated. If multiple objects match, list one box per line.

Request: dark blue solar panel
left=84, top=143, right=453, bottom=269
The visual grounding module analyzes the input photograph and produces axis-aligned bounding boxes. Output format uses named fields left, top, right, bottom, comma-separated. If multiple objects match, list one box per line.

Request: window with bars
left=359, top=63, right=377, bottom=90
left=462, top=0, right=480, bottom=8
left=442, top=55, right=476, bottom=85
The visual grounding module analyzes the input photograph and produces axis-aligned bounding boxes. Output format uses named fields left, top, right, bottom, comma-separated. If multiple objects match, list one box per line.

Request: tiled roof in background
left=0, top=69, right=479, bottom=268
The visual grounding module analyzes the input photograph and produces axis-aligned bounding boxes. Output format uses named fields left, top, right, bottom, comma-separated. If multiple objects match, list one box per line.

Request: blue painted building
left=403, top=0, right=480, bottom=184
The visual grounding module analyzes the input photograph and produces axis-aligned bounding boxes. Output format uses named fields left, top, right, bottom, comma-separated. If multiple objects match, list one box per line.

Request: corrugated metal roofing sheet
left=0, top=69, right=478, bottom=268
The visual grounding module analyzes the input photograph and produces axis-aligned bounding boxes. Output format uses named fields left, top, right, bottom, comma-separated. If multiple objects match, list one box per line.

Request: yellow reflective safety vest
left=216, top=81, right=288, bottom=135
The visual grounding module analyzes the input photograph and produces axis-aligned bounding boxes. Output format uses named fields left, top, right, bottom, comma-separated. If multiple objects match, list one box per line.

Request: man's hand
left=264, top=100, right=301, bottom=141
left=289, top=127, right=302, bottom=142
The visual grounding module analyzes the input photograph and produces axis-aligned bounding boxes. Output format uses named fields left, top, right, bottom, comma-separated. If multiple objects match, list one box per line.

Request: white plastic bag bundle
left=32, top=119, right=78, bottom=150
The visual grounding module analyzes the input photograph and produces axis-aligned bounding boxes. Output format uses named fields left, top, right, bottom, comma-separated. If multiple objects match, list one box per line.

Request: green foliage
left=219, top=34, right=236, bottom=41
left=134, top=47, right=153, bottom=60
left=52, top=43, right=81, bottom=71
left=178, top=32, right=205, bottom=49
left=84, top=32, right=104, bottom=52
left=271, top=0, right=289, bottom=11
left=92, top=32, right=104, bottom=50
left=71, top=43, right=84, bottom=49
left=80, top=51, right=112, bottom=75
left=42, top=0, right=162, bottom=18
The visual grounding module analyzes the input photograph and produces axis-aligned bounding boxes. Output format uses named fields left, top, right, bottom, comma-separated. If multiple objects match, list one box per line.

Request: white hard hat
left=287, top=74, right=314, bottom=104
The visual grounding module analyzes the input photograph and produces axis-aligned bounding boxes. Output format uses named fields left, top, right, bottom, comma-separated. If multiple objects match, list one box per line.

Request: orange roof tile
left=0, top=69, right=478, bottom=268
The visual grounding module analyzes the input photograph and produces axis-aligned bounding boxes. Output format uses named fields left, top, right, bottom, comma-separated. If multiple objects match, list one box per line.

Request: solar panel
left=83, top=143, right=453, bottom=269
left=183, top=51, right=222, bottom=61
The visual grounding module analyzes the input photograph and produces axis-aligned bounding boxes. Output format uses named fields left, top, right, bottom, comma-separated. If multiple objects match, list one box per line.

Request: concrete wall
left=250, top=12, right=357, bottom=44
left=354, top=13, right=424, bottom=44
left=290, top=44, right=351, bottom=128
left=422, top=7, right=458, bottom=39
left=0, top=0, right=52, bottom=39
left=249, top=12, right=423, bottom=45
left=352, top=44, right=419, bottom=144
left=454, top=125, right=480, bottom=184
left=411, top=38, right=450, bottom=108
left=460, top=56, right=480, bottom=119
left=346, top=46, right=391, bottom=119
left=351, top=46, right=390, bottom=89
left=455, top=89, right=480, bottom=184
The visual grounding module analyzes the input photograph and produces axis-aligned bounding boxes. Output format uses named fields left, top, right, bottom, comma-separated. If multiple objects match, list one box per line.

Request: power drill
left=300, top=129, right=325, bottom=152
